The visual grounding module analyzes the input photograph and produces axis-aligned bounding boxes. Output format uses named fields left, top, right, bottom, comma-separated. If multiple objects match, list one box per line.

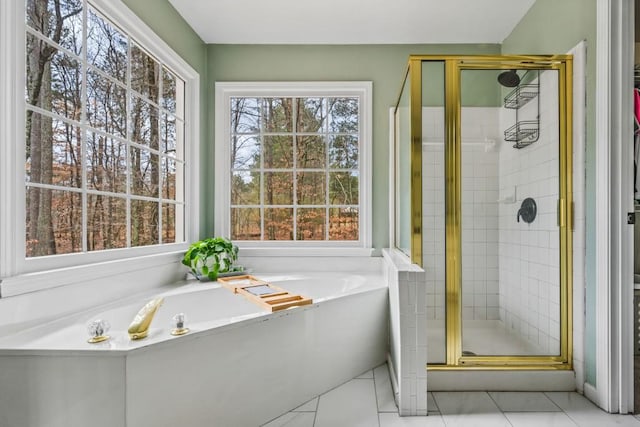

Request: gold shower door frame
left=398, top=55, right=573, bottom=370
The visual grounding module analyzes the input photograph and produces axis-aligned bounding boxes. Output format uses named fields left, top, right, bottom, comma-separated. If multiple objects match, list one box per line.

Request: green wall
left=121, top=0, right=211, bottom=236
left=502, top=0, right=598, bottom=385
left=424, top=66, right=502, bottom=107
left=208, top=44, right=501, bottom=250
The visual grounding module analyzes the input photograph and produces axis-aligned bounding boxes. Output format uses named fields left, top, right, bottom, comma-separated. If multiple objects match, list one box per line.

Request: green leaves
left=182, top=237, right=239, bottom=281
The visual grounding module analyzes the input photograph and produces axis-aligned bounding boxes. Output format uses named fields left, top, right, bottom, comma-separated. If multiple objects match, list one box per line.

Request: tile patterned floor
left=261, top=363, right=640, bottom=427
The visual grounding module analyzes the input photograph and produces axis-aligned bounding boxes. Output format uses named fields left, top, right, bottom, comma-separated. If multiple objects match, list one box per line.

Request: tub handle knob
left=171, top=313, right=190, bottom=336
left=87, top=319, right=111, bottom=344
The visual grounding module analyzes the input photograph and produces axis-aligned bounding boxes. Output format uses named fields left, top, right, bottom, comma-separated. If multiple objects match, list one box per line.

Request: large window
left=0, top=0, right=199, bottom=290
left=23, top=0, right=186, bottom=257
left=216, top=82, right=371, bottom=248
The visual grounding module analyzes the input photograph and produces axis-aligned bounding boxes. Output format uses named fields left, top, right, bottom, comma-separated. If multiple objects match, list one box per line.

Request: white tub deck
left=0, top=272, right=384, bottom=354
left=0, top=271, right=389, bottom=427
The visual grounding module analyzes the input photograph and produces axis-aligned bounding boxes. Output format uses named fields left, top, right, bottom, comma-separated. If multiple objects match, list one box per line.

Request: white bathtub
left=0, top=271, right=388, bottom=427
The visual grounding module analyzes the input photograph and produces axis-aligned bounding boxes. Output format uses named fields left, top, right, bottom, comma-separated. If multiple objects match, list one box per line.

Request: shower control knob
left=517, top=197, right=537, bottom=224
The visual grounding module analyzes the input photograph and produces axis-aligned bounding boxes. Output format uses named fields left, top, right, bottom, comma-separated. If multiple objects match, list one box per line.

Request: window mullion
left=80, top=0, right=88, bottom=253
left=259, top=99, right=265, bottom=240
left=324, top=98, right=330, bottom=240
left=24, top=104, right=82, bottom=133
left=125, top=32, right=132, bottom=248
left=86, top=64, right=127, bottom=93
left=25, top=26, right=81, bottom=66
left=158, top=60, right=164, bottom=244
left=292, top=97, right=298, bottom=241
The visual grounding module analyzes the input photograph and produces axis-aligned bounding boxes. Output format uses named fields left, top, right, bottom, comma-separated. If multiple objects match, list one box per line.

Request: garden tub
left=0, top=271, right=388, bottom=427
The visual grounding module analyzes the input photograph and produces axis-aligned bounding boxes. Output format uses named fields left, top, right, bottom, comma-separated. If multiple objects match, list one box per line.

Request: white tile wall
left=461, top=141, right=500, bottom=322
left=498, top=70, right=561, bottom=355
left=422, top=138, right=445, bottom=324
left=422, top=79, right=565, bottom=356
left=422, top=107, right=501, bottom=324
left=383, top=248, right=428, bottom=416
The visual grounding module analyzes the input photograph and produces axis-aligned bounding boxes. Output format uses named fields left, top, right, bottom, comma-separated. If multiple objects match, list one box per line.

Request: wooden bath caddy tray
left=217, top=275, right=313, bottom=312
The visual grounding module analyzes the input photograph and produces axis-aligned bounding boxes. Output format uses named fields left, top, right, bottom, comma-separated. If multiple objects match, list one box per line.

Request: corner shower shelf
left=503, top=84, right=538, bottom=109
left=502, top=71, right=540, bottom=149
left=504, top=121, right=539, bottom=148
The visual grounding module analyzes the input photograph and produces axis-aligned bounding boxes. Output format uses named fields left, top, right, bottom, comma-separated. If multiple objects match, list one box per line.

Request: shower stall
left=393, top=55, right=573, bottom=369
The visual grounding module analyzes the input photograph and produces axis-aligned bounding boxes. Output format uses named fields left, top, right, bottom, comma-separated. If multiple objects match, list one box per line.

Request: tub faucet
left=128, top=297, right=164, bottom=340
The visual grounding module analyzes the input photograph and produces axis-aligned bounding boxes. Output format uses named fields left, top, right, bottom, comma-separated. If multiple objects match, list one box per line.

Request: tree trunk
left=26, top=0, right=81, bottom=256
left=148, top=58, right=159, bottom=244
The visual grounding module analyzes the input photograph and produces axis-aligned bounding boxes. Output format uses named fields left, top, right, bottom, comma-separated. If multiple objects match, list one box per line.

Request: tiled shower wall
left=403, top=52, right=583, bottom=389
left=497, top=71, right=560, bottom=354
left=423, top=74, right=560, bottom=355
left=423, top=107, right=501, bottom=321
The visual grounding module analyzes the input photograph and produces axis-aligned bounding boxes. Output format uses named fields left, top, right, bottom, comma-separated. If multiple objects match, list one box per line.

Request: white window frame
left=215, top=82, right=372, bottom=257
left=0, top=0, right=200, bottom=297
left=591, top=0, right=635, bottom=414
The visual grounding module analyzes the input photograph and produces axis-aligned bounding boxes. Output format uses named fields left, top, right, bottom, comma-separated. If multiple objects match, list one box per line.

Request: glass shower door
left=459, top=67, right=562, bottom=358
left=394, top=54, right=572, bottom=369
left=422, top=61, right=447, bottom=364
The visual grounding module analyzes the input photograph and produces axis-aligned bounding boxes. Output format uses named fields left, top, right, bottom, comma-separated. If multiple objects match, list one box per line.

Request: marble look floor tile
left=545, top=392, right=640, bottom=427
left=488, top=391, right=561, bottom=412
left=378, top=412, right=445, bottom=426
left=374, top=364, right=397, bottom=412
left=432, top=392, right=511, bottom=427
left=314, top=379, right=379, bottom=427
left=356, top=369, right=374, bottom=379
left=504, top=412, right=578, bottom=427
left=566, top=414, right=640, bottom=427
left=292, top=397, right=318, bottom=412
left=261, top=411, right=315, bottom=427
left=544, top=392, right=600, bottom=412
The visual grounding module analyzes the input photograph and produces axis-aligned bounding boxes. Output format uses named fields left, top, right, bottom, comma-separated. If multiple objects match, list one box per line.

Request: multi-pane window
left=230, top=96, right=361, bottom=242
left=24, top=0, right=186, bottom=258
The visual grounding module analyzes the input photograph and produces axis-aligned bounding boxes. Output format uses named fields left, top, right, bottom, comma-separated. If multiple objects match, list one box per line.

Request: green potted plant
left=182, top=237, right=242, bottom=281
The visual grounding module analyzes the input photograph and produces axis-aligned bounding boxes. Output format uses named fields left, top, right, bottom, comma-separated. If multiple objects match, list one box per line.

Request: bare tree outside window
left=25, top=0, right=185, bottom=257
left=230, top=96, right=360, bottom=242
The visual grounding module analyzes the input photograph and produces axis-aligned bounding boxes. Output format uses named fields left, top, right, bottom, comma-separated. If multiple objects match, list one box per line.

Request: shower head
left=497, top=70, right=520, bottom=87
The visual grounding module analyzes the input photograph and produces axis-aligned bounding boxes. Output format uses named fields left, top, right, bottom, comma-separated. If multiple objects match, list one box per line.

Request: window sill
left=236, top=247, right=381, bottom=274
left=0, top=250, right=185, bottom=298
left=381, top=248, right=423, bottom=272
left=237, top=247, right=376, bottom=258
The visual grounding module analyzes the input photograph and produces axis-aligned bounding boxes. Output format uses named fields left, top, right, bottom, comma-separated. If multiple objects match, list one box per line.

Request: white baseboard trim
left=583, top=382, right=604, bottom=410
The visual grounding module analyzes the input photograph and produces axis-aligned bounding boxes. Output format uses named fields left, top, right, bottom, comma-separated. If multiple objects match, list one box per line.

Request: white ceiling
left=168, top=0, right=537, bottom=45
